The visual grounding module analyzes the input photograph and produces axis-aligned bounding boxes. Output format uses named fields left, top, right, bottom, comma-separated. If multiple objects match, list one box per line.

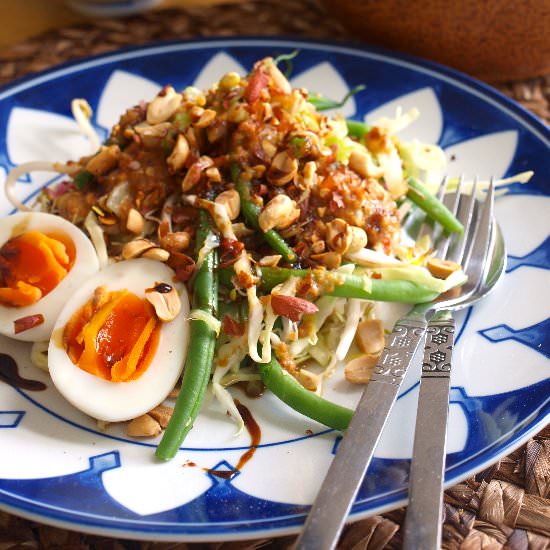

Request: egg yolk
left=0, top=230, right=75, bottom=308
left=62, top=287, right=160, bottom=382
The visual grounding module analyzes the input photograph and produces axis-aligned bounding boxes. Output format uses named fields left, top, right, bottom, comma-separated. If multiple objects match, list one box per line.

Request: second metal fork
left=402, top=176, right=499, bottom=550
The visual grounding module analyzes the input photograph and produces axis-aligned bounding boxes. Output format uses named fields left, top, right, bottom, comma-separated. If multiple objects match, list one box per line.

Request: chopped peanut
left=215, top=190, right=241, bottom=221
left=345, top=354, right=380, bottom=384
left=86, top=145, right=120, bottom=176
left=267, top=151, right=298, bottom=186
left=295, top=368, right=319, bottom=391
left=347, top=226, right=368, bottom=253
left=141, top=247, right=170, bottom=262
left=126, top=208, right=145, bottom=234
left=258, top=195, right=300, bottom=232
left=427, top=258, right=461, bottom=279
left=326, top=218, right=352, bottom=254
left=122, top=238, right=155, bottom=259
left=355, top=319, right=385, bottom=355
left=148, top=405, right=174, bottom=428
left=166, top=134, right=190, bottom=173
left=311, top=251, right=342, bottom=269
left=258, top=254, right=282, bottom=267
left=145, top=283, right=181, bottom=322
left=127, top=414, right=162, bottom=437
left=147, top=86, right=181, bottom=124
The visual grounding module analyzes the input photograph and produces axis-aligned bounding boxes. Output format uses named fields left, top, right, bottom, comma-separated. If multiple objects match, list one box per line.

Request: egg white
left=0, top=212, right=100, bottom=342
left=48, top=258, right=190, bottom=422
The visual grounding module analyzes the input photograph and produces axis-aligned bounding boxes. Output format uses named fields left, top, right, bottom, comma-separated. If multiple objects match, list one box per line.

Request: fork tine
left=462, top=178, right=495, bottom=275
left=435, top=175, right=464, bottom=259
left=446, top=177, right=479, bottom=264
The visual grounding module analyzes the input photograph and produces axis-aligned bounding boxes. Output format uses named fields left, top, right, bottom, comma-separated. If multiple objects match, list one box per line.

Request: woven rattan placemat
left=0, top=1, right=548, bottom=548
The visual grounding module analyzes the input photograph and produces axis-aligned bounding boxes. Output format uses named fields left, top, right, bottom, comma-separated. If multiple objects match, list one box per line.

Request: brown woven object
left=0, top=1, right=548, bottom=548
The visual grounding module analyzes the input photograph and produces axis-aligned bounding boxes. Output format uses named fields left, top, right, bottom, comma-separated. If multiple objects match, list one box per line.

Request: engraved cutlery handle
left=403, top=311, right=455, bottom=550
left=295, top=316, right=428, bottom=550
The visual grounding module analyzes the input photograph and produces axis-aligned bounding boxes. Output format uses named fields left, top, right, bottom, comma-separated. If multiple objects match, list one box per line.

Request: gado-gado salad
left=0, top=55, right=531, bottom=460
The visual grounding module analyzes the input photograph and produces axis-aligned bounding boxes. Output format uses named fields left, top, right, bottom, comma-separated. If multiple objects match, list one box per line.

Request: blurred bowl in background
left=320, top=0, right=550, bottom=82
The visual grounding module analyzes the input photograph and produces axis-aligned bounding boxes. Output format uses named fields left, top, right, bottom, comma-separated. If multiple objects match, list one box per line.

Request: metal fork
left=402, top=178, right=499, bottom=550
left=294, top=176, right=497, bottom=550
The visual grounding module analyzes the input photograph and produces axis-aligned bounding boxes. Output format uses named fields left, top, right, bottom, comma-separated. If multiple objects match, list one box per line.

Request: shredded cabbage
left=398, top=139, right=447, bottom=190
left=335, top=299, right=367, bottom=362
left=84, top=211, right=108, bottom=268
left=30, top=341, right=49, bottom=372
left=212, top=336, right=248, bottom=434
left=375, top=265, right=467, bottom=292
left=372, top=107, right=420, bottom=135
left=196, top=233, right=220, bottom=269
left=189, top=309, right=221, bottom=336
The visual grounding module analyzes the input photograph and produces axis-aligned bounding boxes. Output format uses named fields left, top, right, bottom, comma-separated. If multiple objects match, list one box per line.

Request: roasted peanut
left=122, top=238, right=155, bottom=259
left=86, top=145, right=120, bottom=176
left=126, top=414, right=162, bottom=437
left=310, top=240, right=325, bottom=254
left=311, top=251, right=342, bottom=269
left=261, top=139, right=277, bottom=160
left=348, top=149, right=384, bottom=179
left=265, top=60, right=292, bottom=94
left=145, top=283, right=181, bottom=322
left=258, top=254, right=282, bottom=267
left=302, top=160, right=318, bottom=188
left=295, top=368, right=319, bottom=391
left=205, top=166, right=221, bottom=182
left=141, top=247, right=170, bottom=262
left=160, top=231, right=190, bottom=252
left=126, top=208, right=145, bottom=234
left=258, top=195, right=300, bottom=232
left=147, top=86, right=181, bottom=124
left=347, top=226, right=368, bottom=253
left=267, top=151, right=298, bottom=186
left=355, top=319, right=385, bottom=355
left=326, top=218, right=352, bottom=254
left=215, top=190, right=240, bottom=221
left=166, top=134, right=190, bottom=173
left=194, top=109, right=217, bottom=128
left=427, top=258, right=461, bottom=279
left=148, top=405, right=174, bottom=428
left=344, top=354, right=380, bottom=384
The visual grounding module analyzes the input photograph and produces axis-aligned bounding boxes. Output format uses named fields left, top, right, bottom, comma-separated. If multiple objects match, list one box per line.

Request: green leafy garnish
left=308, top=84, right=366, bottom=111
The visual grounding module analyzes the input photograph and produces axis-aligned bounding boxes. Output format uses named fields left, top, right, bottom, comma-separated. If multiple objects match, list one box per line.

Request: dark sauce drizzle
left=208, top=399, right=261, bottom=479
left=0, top=353, right=47, bottom=391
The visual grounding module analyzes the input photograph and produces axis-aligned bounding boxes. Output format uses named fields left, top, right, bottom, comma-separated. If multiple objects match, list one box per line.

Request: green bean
left=233, top=170, right=297, bottom=263
left=155, top=210, right=219, bottom=460
left=407, top=176, right=464, bottom=234
left=345, top=119, right=370, bottom=141
left=257, top=267, right=440, bottom=303
left=257, top=356, right=353, bottom=431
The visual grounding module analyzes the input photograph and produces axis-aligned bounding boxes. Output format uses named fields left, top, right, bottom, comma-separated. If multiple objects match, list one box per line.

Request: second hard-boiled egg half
left=0, top=212, right=100, bottom=342
left=48, top=258, right=190, bottom=422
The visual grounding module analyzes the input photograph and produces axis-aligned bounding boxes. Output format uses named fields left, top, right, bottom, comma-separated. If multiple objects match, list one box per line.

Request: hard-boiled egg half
left=0, top=212, right=100, bottom=342
left=48, top=258, right=190, bottom=422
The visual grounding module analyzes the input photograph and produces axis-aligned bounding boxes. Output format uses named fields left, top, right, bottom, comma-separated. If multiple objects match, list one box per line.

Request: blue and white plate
left=0, top=38, right=549, bottom=542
